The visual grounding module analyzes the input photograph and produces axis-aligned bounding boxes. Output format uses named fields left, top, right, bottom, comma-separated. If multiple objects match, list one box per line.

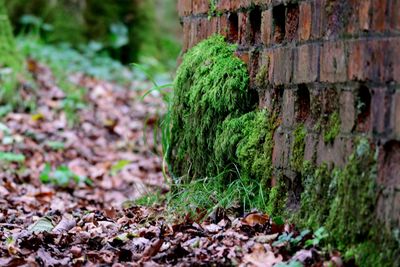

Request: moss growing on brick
left=255, top=65, right=268, bottom=88
left=297, top=139, right=400, bottom=266
left=323, top=111, right=340, bottom=143
left=291, top=124, right=307, bottom=172
left=168, top=35, right=256, bottom=181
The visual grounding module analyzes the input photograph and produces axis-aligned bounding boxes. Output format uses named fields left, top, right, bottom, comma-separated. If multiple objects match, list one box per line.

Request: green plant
left=305, top=227, right=328, bottom=247
left=39, top=164, right=92, bottom=187
left=0, top=152, right=25, bottom=162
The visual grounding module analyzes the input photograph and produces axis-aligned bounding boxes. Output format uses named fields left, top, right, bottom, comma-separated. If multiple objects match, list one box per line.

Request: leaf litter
left=0, top=59, right=347, bottom=266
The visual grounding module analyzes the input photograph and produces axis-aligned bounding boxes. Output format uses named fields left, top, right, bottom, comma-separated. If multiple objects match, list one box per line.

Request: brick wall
left=178, top=0, right=400, bottom=228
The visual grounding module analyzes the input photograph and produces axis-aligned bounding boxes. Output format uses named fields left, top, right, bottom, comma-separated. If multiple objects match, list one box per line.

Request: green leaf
left=28, top=217, right=54, bottom=233
left=39, top=163, right=52, bottom=183
left=0, top=152, right=25, bottom=162
left=110, top=160, right=130, bottom=176
left=45, top=141, right=65, bottom=150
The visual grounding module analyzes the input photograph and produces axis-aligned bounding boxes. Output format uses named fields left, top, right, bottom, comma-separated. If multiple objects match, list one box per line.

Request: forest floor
left=0, top=57, right=345, bottom=267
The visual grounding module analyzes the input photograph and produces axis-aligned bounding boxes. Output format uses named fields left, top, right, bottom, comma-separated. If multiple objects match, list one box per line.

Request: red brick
left=218, top=15, right=229, bottom=37
left=311, top=0, right=325, bottom=39
left=239, top=0, right=251, bottom=8
left=272, top=130, right=285, bottom=168
left=339, top=91, right=355, bottom=133
left=208, top=16, right=218, bottom=37
left=293, top=44, right=319, bottom=84
left=299, top=2, right=312, bottom=41
left=346, top=0, right=359, bottom=34
left=238, top=12, right=250, bottom=46
left=182, top=19, right=191, bottom=52
left=371, top=88, right=392, bottom=135
left=392, top=92, right=400, bottom=138
left=260, top=49, right=274, bottom=84
left=320, top=41, right=347, bottom=82
left=192, top=0, right=209, bottom=14
left=261, top=9, right=272, bottom=46
left=217, top=0, right=231, bottom=11
left=177, top=0, right=192, bottom=17
left=371, top=0, right=388, bottom=32
left=359, top=0, right=371, bottom=31
left=367, top=39, right=392, bottom=82
left=282, top=89, right=296, bottom=128
left=393, top=39, right=400, bottom=83
left=272, top=47, right=293, bottom=85
left=390, top=0, right=400, bottom=31
left=286, top=4, right=299, bottom=42
left=235, top=51, right=250, bottom=69
left=348, top=40, right=366, bottom=81
left=304, top=133, right=318, bottom=163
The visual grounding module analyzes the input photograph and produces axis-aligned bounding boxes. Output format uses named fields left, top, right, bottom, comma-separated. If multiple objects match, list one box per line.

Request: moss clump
left=323, top=111, right=340, bottom=143
left=255, top=65, right=268, bottom=88
left=298, top=139, right=400, bottom=266
left=291, top=124, right=307, bottom=172
left=168, top=35, right=256, bottom=181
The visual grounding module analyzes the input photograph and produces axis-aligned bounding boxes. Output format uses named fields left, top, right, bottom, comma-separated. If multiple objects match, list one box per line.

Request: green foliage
left=298, top=139, right=400, bottom=266
left=323, top=111, right=340, bottom=143
left=0, top=152, right=25, bottom=162
left=167, top=172, right=270, bottom=219
left=40, top=164, right=92, bottom=187
left=290, top=125, right=306, bottom=172
left=168, top=35, right=256, bottom=181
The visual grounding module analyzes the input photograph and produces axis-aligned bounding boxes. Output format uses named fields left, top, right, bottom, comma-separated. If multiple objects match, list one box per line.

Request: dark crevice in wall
left=356, top=85, right=371, bottom=131
left=250, top=6, right=262, bottom=45
left=297, top=84, right=311, bottom=122
left=286, top=4, right=299, bottom=42
left=228, top=13, right=239, bottom=43
left=273, top=5, right=286, bottom=43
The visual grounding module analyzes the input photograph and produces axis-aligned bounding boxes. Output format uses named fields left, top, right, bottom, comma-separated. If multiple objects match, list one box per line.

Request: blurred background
left=5, top=0, right=182, bottom=78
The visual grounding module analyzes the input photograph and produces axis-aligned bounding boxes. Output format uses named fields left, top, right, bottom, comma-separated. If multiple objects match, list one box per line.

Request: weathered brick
left=299, top=2, right=312, bottom=41
left=282, top=89, right=296, bottom=128
left=348, top=40, right=366, bottom=81
left=177, top=0, right=192, bottom=17
left=367, top=39, right=392, bottom=82
left=316, top=136, right=353, bottom=168
left=272, top=128, right=285, bottom=168
left=182, top=19, right=191, bottom=52
left=391, top=38, right=400, bottom=83
left=261, top=9, right=272, bottom=46
left=392, top=92, right=400, bottom=138
left=359, top=0, right=371, bottom=31
left=218, top=14, right=229, bottom=37
left=272, top=47, right=293, bottom=85
left=238, top=12, right=250, bottom=46
left=208, top=16, right=218, bottom=37
left=285, top=4, right=299, bottom=42
left=192, top=0, right=209, bottom=14
left=371, top=88, right=392, bottom=135
left=371, top=0, right=388, bottom=32
left=320, top=41, right=347, bottom=82
left=217, top=0, right=231, bottom=11
left=293, top=44, right=319, bottom=84
left=311, top=0, right=324, bottom=39
left=260, top=49, right=274, bottom=84
left=235, top=50, right=250, bottom=68
left=304, top=133, right=318, bottom=163
left=339, top=91, right=355, bottom=133
left=390, top=0, right=400, bottom=31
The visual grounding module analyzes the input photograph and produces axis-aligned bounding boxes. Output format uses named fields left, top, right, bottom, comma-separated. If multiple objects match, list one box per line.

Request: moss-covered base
left=168, top=35, right=399, bottom=266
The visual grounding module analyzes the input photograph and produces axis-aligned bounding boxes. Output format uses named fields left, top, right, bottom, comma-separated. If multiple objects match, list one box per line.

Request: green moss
left=168, top=35, right=256, bottom=181
left=297, top=139, right=400, bottom=266
left=323, top=111, right=340, bottom=143
left=291, top=125, right=307, bottom=172
left=255, top=65, right=268, bottom=88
